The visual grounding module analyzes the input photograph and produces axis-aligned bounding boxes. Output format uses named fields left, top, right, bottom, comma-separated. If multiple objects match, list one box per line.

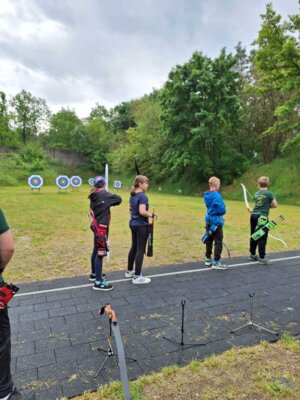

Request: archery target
left=88, top=178, right=95, bottom=186
left=114, top=180, right=122, bottom=189
left=28, top=175, right=43, bottom=189
left=70, top=176, right=82, bottom=187
left=56, top=175, right=70, bottom=189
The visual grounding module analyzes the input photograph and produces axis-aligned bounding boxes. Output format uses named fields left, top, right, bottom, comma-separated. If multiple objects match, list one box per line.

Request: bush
left=0, top=175, right=19, bottom=186
left=13, top=144, right=49, bottom=170
left=18, top=144, right=49, bottom=164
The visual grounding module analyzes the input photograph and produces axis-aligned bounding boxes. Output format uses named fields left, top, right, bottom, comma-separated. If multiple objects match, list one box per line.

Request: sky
left=0, top=0, right=298, bottom=118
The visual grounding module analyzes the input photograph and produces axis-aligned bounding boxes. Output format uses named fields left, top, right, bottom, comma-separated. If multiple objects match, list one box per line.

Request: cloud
left=0, top=0, right=298, bottom=117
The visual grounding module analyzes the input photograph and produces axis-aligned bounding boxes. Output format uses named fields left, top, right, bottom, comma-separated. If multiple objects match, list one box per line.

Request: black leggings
left=0, top=308, right=13, bottom=398
left=91, top=235, right=104, bottom=281
left=250, top=214, right=268, bottom=259
left=128, top=225, right=148, bottom=276
left=205, top=226, right=223, bottom=261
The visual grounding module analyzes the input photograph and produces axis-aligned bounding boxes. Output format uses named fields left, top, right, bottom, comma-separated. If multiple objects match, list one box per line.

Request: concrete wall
left=44, top=148, right=88, bottom=166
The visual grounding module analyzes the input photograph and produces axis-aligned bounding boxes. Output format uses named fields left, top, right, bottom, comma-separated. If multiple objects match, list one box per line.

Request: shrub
left=0, top=175, right=19, bottom=186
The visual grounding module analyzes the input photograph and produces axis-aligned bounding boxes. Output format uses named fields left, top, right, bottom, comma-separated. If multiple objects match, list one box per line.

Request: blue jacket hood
left=204, top=190, right=226, bottom=226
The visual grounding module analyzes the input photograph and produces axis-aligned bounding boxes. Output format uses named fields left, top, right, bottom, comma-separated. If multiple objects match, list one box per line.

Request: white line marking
left=14, top=255, right=300, bottom=297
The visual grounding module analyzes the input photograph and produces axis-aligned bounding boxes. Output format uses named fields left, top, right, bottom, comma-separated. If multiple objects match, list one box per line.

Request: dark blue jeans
left=91, top=235, right=104, bottom=281
left=0, top=307, right=13, bottom=398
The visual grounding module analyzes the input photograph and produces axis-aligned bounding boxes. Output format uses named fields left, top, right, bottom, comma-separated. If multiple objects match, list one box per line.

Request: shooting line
left=14, top=255, right=300, bottom=298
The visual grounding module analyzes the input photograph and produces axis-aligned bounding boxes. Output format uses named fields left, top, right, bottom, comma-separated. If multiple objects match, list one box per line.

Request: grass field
left=0, top=185, right=299, bottom=284
left=66, top=334, right=300, bottom=400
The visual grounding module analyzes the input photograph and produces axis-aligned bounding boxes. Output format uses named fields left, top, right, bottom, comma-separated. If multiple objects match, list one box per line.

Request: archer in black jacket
left=88, top=176, right=122, bottom=291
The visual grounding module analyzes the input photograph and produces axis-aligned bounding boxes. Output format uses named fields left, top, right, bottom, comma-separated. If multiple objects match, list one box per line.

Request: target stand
left=231, top=292, right=279, bottom=336
left=163, top=300, right=206, bottom=364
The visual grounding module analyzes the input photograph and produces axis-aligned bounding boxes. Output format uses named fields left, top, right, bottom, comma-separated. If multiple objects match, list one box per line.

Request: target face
left=56, top=175, right=70, bottom=189
left=88, top=178, right=95, bottom=186
left=28, top=175, right=43, bottom=189
left=70, top=176, right=82, bottom=187
left=114, top=180, right=122, bottom=189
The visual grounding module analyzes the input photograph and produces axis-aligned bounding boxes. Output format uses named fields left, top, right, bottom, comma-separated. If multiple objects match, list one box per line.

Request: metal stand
left=95, top=317, right=137, bottom=378
left=231, top=292, right=279, bottom=336
left=163, top=300, right=205, bottom=364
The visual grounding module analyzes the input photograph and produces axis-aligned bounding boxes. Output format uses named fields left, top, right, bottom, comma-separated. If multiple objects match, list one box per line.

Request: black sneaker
left=93, top=279, right=114, bottom=291
left=89, top=273, right=105, bottom=282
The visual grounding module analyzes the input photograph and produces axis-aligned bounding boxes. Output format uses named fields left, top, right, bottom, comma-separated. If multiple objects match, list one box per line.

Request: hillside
left=0, top=152, right=95, bottom=186
left=224, top=156, right=300, bottom=206
left=0, top=151, right=299, bottom=206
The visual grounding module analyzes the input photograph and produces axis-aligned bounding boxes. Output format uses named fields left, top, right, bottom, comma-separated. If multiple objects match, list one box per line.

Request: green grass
left=64, top=336, right=300, bottom=400
left=0, top=185, right=299, bottom=284
left=225, top=156, right=300, bottom=206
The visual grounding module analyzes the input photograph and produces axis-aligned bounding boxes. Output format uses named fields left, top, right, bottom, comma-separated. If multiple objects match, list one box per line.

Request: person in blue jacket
left=203, top=176, right=227, bottom=270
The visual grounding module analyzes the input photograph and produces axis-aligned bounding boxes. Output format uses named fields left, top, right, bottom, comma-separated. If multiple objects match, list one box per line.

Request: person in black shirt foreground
left=0, top=209, right=33, bottom=400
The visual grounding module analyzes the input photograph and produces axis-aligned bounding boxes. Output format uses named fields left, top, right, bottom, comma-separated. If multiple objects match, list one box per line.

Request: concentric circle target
left=88, top=178, right=95, bottom=186
left=56, top=175, right=70, bottom=189
left=114, top=180, right=122, bottom=189
left=28, top=175, right=43, bottom=189
left=70, top=176, right=82, bottom=187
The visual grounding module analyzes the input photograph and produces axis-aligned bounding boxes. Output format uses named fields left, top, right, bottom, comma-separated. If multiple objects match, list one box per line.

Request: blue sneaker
left=93, top=279, right=114, bottom=291
left=205, top=257, right=212, bottom=266
left=212, top=261, right=228, bottom=270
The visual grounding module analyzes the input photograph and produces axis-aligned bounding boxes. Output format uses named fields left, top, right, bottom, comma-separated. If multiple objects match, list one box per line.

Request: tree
left=234, top=43, right=287, bottom=163
left=0, top=91, right=12, bottom=146
left=252, top=4, right=300, bottom=159
left=89, top=103, right=110, bottom=121
left=111, top=95, right=166, bottom=181
left=160, top=49, right=246, bottom=183
left=84, top=117, right=111, bottom=170
left=110, top=101, right=136, bottom=133
left=10, top=90, right=50, bottom=144
left=44, top=108, right=85, bottom=152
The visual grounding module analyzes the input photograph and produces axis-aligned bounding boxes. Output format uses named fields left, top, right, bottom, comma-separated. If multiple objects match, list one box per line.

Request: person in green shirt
left=249, top=177, right=278, bottom=265
left=0, top=208, right=26, bottom=400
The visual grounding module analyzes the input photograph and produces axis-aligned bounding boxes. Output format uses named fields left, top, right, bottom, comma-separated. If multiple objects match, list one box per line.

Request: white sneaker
left=132, top=275, right=151, bottom=284
left=125, top=270, right=135, bottom=278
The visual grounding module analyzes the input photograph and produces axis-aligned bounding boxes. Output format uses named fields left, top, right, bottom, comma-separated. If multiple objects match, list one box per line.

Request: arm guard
left=0, top=282, right=19, bottom=309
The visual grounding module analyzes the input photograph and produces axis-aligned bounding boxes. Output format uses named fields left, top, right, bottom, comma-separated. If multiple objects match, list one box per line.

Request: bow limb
left=240, top=183, right=252, bottom=213
left=105, top=164, right=110, bottom=262
left=105, top=163, right=109, bottom=191
left=268, top=233, right=287, bottom=248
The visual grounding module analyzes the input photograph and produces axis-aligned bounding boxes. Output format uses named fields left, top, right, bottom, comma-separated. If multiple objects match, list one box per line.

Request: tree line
left=0, top=4, right=299, bottom=185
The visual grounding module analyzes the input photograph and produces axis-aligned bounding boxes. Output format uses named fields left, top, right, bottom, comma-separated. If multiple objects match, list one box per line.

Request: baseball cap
left=94, top=176, right=106, bottom=188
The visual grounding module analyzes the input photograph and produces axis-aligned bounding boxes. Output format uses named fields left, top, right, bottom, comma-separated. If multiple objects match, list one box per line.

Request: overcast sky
left=0, top=0, right=298, bottom=118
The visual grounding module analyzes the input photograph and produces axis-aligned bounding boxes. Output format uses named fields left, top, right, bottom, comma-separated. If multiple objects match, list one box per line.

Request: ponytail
left=130, top=175, right=149, bottom=196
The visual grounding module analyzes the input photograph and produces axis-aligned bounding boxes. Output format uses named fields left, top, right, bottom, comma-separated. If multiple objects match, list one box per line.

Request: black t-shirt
left=129, top=192, right=149, bottom=227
